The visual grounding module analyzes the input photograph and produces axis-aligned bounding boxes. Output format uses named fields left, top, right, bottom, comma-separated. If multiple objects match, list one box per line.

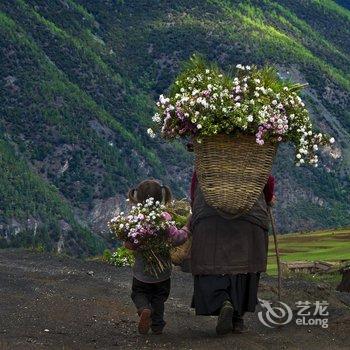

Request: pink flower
left=162, top=212, right=172, bottom=221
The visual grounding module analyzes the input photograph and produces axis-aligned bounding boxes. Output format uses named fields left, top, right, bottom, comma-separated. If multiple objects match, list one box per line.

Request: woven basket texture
left=170, top=237, right=192, bottom=265
left=193, top=133, right=276, bottom=216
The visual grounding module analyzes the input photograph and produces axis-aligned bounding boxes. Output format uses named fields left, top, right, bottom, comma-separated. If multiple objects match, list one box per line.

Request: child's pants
left=131, top=277, right=170, bottom=331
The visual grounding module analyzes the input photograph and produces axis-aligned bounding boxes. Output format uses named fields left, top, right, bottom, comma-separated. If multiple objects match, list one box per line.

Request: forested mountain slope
left=1, top=0, right=349, bottom=253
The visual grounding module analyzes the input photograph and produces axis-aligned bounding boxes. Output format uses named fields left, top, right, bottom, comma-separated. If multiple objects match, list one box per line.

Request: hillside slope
left=0, top=138, right=104, bottom=255
left=0, top=0, right=350, bottom=252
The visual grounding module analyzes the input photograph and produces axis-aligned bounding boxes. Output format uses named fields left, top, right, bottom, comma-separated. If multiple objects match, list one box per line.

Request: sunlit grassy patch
left=267, top=228, right=350, bottom=276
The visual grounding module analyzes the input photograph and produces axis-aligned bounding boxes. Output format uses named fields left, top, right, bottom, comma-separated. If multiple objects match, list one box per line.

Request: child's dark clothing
left=131, top=277, right=171, bottom=332
left=129, top=222, right=189, bottom=333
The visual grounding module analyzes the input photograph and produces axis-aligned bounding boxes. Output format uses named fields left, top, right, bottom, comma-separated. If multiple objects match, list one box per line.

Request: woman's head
left=128, top=179, right=172, bottom=204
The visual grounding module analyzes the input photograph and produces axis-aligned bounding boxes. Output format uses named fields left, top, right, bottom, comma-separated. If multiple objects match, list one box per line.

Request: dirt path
left=0, top=249, right=349, bottom=349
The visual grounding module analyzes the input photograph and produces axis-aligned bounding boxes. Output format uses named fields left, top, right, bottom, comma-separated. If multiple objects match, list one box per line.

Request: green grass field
left=267, top=228, right=350, bottom=276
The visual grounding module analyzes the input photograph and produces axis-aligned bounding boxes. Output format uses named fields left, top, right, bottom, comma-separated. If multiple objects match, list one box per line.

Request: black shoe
left=232, top=317, right=248, bottom=334
left=151, top=321, right=166, bottom=335
left=216, top=301, right=234, bottom=335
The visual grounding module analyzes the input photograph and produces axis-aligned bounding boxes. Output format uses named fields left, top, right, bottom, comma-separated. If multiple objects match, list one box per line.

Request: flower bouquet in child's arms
left=108, top=198, right=178, bottom=277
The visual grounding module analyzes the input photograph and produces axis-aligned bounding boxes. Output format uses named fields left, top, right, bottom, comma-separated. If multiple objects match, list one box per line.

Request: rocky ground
left=0, top=249, right=349, bottom=350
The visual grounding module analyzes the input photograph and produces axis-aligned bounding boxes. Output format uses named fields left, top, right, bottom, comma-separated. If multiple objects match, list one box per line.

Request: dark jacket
left=190, top=184, right=269, bottom=275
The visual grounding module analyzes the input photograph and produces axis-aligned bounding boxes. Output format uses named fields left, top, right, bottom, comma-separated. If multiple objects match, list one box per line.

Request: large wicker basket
left=193, top=133, right=277, bottom=216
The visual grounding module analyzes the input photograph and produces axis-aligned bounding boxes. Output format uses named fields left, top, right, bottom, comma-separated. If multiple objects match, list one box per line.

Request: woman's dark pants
left=192, top=273, right=260, bottom=316
left=131, top=277, right=170, bottom=331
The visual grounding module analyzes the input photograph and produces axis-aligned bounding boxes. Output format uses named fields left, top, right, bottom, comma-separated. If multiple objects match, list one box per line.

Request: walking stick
left=268, top=206, right=282, bottom=300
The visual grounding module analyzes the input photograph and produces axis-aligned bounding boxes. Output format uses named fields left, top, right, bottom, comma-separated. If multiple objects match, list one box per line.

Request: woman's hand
left=268, top=194, right=276, bottom=207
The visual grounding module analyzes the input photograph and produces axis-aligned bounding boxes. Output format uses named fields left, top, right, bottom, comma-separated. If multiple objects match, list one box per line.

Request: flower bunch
left=109, top=197, right=175, bottom=247
left=108, top=198, right=176, bottom=276
left=148, top=56, right=334, bottom=166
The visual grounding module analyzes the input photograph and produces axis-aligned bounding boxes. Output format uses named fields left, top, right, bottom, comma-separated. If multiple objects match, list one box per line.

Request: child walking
left=126, top=179, right=189, bottom=335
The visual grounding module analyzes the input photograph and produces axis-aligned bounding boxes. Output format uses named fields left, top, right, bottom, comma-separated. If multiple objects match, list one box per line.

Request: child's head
left=128, top=179, right=172, bottom=204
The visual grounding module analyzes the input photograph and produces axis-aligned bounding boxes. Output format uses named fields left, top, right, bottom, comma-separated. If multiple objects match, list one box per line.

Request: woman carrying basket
left=190, top=170, right=275, bottom=335
left=148, top=56, right=332, bottom=335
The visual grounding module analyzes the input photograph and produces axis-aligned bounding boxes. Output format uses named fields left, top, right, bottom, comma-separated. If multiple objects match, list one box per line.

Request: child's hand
left=168, top=225, right=190, bottom=247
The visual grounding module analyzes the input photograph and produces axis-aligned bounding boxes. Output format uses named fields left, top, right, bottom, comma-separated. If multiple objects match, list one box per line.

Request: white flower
left=159, top=94, right=169, bottom=104
left=299, top=159, right=305, bottom=164
left=247, top=115, right=254, bottom=122
left=205, top=69, right=210, bottom=74
left=147, top=128, right=156, bottom=138
left=152, top=114, right=161, bottom=123
left=330, top=137, right=335, bottom=144
left=197, top=124, right=202, bottom=129
left=272, top=100, right=277, bottom=105
left=283, top=87, right=289, bottom=91
left=313, top=145, right=318, bottom=151
left=296, top=153, right=302, bottom=159
left=119, top=224, right=124, bottom=229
